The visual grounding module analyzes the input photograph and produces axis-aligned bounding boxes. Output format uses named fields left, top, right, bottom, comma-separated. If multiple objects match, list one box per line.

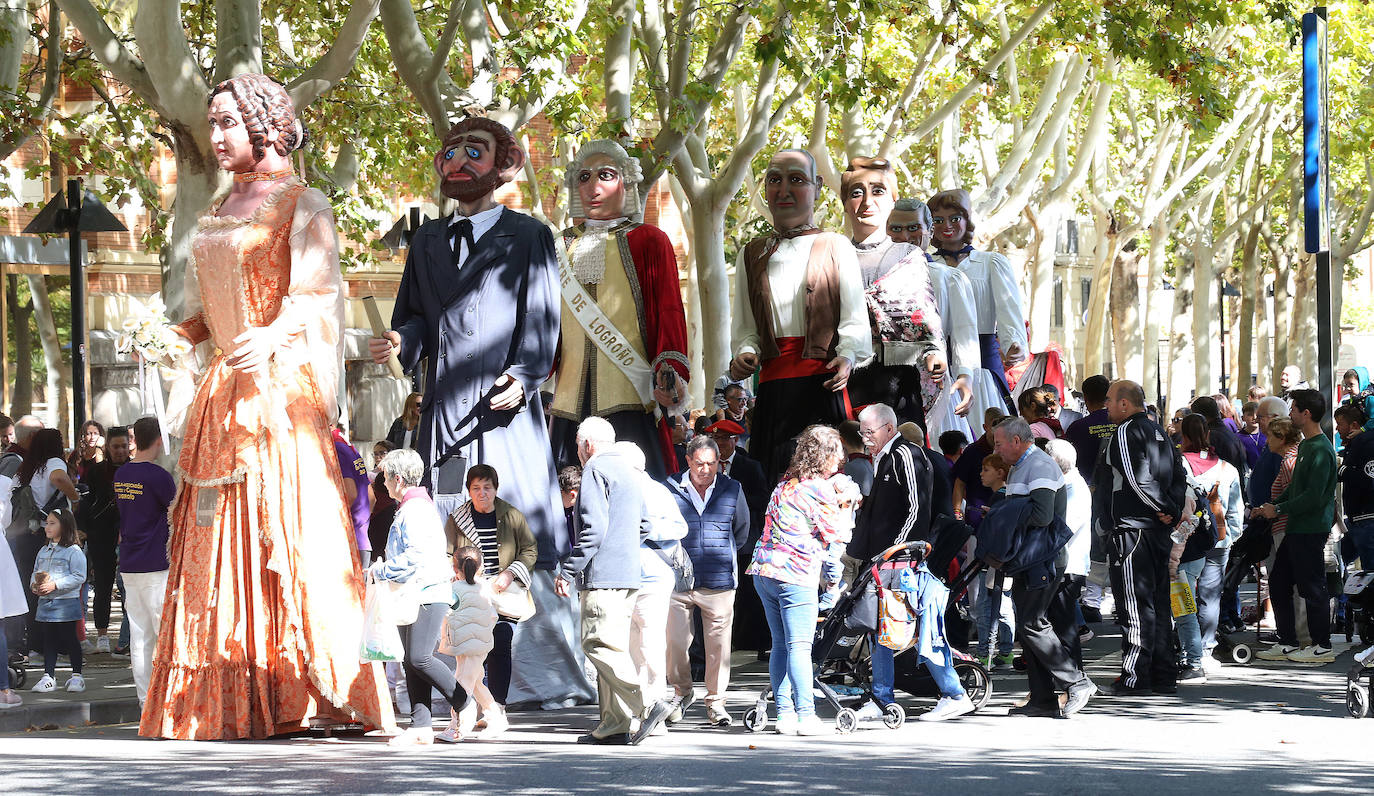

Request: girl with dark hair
left=436, top=546, right=504, bottom=742
left=29, top=508, right=88, bottom=693
left=1174, top=414, right=1242, bottom=683
left=17, top=429, right=80, bottom=510
left=67, top=420, right=105, bottom=476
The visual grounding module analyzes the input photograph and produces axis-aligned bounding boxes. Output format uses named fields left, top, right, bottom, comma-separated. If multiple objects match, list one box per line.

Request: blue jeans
left=969, top=574, right=1014, bottom=657
left=755, top=575, right=819, bottom=718
left=1348, top=519, right=1374, bottom=571
left=1176, top=548, right=1228, bottom=667
left=873, top=639, right=967, bottom=704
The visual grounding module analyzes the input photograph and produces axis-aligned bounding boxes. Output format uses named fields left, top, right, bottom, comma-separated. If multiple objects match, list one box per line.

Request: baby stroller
left=1338, top=569, right=1374, bottom=646
left=742, top=540, right=990, bottom=734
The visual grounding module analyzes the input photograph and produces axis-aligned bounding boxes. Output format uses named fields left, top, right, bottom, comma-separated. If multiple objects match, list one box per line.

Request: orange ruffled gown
left=139, top=180, right=392, bottom=739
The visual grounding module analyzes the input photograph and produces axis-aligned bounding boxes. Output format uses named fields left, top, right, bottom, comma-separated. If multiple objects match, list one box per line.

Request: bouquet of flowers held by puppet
left=115, top=293, right=195, bottom=447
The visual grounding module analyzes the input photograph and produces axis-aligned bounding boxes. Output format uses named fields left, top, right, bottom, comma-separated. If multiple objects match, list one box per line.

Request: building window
left=1080, top=278, right=1092, bottom=327
left=1057, top=219, right=1079, bottom=255
left=1053, top=277, right=1064, bottom=328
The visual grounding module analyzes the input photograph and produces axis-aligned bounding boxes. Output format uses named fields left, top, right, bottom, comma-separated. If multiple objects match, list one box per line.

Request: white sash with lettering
left=555, top=240, right=655, bottom=404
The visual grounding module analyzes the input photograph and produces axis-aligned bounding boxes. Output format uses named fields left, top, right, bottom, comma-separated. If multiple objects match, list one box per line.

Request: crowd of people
left=1, top=79, right=1370, bottom=747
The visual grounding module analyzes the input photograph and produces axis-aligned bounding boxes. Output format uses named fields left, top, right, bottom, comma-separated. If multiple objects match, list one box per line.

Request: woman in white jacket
left=437, top=546, right=502, bottom=742
left=617, top=441, right=688, bottom=709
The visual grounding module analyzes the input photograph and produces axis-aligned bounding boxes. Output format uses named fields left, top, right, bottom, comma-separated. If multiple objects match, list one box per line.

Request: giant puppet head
left=887, top=198, right=933, bottom=248
left=840, top=156, right=898, bottom=241
left=763, top=148, right=821, bottom=232
left=433, top=117, right=526, bottom=203
left=207, top=73, right=305, bottom=173
left=927, top=188, right=975, bottom=249
left=566, top=139, right=644, bottom=222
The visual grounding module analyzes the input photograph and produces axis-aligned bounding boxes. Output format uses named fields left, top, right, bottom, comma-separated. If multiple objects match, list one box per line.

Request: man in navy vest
left=663, top=435, right=751, bottom=727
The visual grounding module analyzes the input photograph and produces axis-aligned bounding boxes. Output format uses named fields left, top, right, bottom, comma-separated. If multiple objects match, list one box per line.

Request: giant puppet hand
left=228, top=325, right=287, bottom=373
left=923, top=352, right=948, bottom=386
left=369, top=330, right=402, bottom=365
left=489, top=372, right=525, bottom=411
left=652, top=364, right=688, bottom=410
left=823, top=356, right=852, bottom=392
left=729, top=352, right=759, bottom=381
left=951, top=375, right=974, bottom=416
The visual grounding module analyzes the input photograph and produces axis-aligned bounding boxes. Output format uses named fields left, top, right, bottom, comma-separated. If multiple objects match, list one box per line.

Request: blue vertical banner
left=1302, top=9, right=1329, bottom=254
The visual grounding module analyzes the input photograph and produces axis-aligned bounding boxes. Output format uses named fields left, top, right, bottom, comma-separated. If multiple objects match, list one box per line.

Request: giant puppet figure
left=927, top=189, right=1027, bottom=422
left=144, top=74, right=392, bottom=740
left=887, top=197, right=979, bottom=441
left=840, top=156, right=948, bottom=435
left=730, top=149, right=873, bottom=483
left=371, top=118, right=594, bottom=709
left=549, top=140, right=690, bottom=479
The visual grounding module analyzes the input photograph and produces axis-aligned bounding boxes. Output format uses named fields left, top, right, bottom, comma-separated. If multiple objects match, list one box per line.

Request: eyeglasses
left=858, top=423, right=892, bottom=438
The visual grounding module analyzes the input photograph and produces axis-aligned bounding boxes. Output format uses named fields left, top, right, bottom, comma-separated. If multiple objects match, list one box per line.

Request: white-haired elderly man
left=549, top=139, right=690, bottom=481
left=1045, top=438, right=1092, bottom=665
left=555, top=417, right=673, bottom=745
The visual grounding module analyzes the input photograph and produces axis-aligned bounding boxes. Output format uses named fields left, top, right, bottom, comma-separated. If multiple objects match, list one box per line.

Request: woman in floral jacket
left=747, top=425, right=857, bottom=736
left=854, top=250, right=948, bottom=431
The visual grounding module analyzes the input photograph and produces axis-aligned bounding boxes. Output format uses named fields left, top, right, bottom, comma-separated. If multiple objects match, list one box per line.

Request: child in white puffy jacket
left=436, top=547, right=505, bottom=742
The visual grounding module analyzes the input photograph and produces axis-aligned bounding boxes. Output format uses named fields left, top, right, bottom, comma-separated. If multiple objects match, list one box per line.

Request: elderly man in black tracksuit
left=1096, top=380, right=1187, bottom=696
left=847, top=404, right=977, bottom=722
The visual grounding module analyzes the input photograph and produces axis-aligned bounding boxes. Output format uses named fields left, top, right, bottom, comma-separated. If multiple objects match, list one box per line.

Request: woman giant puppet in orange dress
left=139, top=74, right=392, bottom=739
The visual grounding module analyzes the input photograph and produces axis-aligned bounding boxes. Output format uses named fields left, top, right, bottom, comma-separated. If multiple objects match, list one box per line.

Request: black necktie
left=452, top=218, right=475, bottom=267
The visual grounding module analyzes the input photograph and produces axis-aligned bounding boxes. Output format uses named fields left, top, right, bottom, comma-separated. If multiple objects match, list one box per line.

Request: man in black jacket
left=849, top=405, right=974, bottom=721
left=1336, top=404, right=1374, bottom=569
left=1098, top=380, right=1187, bottom=696
left=708, top=420, right=772, bottom=655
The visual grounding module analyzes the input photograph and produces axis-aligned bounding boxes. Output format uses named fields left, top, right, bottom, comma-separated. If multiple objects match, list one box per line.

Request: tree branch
left=0, top=1, right=62, bottom=162
left=212, top=0, right=263, bottom=84
left=289, top=0, right=382, bottom=109
left=52, top=0, right=156, bottom=103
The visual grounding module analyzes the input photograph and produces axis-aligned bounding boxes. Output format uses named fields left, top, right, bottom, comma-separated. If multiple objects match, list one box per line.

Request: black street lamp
left=22, top=178, right=128, bottom=431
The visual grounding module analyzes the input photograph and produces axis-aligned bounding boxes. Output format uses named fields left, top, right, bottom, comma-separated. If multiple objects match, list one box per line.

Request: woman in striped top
left=444, top=464, right=538, bottom=728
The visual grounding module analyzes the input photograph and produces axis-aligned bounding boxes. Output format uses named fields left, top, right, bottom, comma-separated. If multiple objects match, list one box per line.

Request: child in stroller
left=743, top=540, right=991, bottom=733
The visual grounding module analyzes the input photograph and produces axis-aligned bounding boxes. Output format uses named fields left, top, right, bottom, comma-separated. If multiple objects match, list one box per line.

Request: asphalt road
left=3, top=623, right=1370, bottom=795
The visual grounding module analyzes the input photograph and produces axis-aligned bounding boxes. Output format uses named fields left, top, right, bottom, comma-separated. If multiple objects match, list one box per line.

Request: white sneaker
left=477, top=707, right=509, bottom=739
left=96, top=636, right=111, bottom=654
left=796, top=714, right=833, bottom=736
left=1286, top=645, right=1335, bottom=664
left=774, top=713, right=799, bottom=735
left=434, top=726, right=462, bottom=744
left=1256, top=643, right=1298, bottom=661
left=80, top=638, right=97, bottom=654
left=919, top=695, right=975, bottom=722
left=854, top=702, right=884, bottom=721
left=66, top=674, right=86, bottom=693
left=31, top=674, right=56, bottom=693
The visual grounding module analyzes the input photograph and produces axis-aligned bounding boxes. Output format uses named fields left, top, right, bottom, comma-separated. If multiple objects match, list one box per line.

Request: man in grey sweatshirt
left=556, top=417, right=673, bottom=744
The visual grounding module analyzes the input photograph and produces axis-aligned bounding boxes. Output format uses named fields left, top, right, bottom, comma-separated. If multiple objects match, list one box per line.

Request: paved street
left=3, top=620, right=1371, bottom=795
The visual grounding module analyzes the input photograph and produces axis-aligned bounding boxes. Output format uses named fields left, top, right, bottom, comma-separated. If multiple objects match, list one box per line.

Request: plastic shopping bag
left=1169, top=578, right=1197, bottom=619
left=361, top=577, right=404, bottom=662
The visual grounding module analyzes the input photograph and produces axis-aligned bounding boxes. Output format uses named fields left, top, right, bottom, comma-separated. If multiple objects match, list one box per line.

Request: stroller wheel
left=743, top=707, right=768, bottom=733
left=954, top=660, right=992, bottom=711
left=882, top=702, right=906, bottom=729
left=1346, top=682, right=1370, bottom=719
left=1230, top=643, right=1254, bottom=666
left=7, top=662, right=25, bottom=689
left=835, top=708, right=858, bottom=734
